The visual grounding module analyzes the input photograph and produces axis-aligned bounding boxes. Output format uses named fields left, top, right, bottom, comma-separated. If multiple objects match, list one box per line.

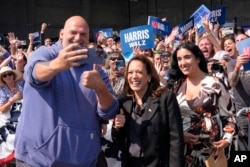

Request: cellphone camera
left=211, top=63, right=224, bottom=73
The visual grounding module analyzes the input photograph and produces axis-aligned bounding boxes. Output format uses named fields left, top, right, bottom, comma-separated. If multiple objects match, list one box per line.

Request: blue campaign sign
left=236, top=38, right=250, bottom=70
left=210, top=6, right=226, bottom=24
left=93, top=28, right=113, bottom=42
left=33, top=31, right=41, bottom=46
left=178, top=17, right=194, bottom=35
left=120, top=25, right=154, bottom=59
left=242, top=25, right=250, bottom=32
left=190, top=4, right=210, bottom=34
left=147, top=16, right=171, bottom=36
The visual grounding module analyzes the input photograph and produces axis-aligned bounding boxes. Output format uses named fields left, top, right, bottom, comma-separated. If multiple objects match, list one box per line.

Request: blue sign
left=120, top=25, right=154, bottom=61
left=178, top=17, right=194, bottom=35
left=236, top=38, right=250, bottom=71
left=93, top=28, right=113, bottom=42
left=33, top=31, right=41, bottom=46
left=190, top=4, right=210, bottom=34
left=147, top=16, right=171, bottom=36
left=210, top=6, right=226, bottom=24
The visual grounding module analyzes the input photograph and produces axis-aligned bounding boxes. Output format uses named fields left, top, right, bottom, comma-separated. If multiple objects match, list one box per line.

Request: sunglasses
left=161, top=53, right=171, bottom=58
left=106, top=51, right=114, bottom=54
left=110, top=57, right=122, bottom=61
left=2, top=72, right=13, bottom=78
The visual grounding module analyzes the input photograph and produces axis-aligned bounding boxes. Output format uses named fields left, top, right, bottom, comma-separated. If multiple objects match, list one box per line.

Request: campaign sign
left=33, top=31, right=41, bottom=46
left=93, top=28, right=113, bottom=42
left=190, top=4, right=210, bottom=34
left=178, top=17, right=194, bottom=35
left=236, top=38, right=250, bottom=70
left=210, top=6, right=226, bottom=24
left=147, top=16, right=171, bottom=36
left=120, top=25, right=154, bottom=61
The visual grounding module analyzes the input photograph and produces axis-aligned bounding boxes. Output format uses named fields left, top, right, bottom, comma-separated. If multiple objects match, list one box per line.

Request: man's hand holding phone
left=74, top=46, right=104, bottom=65
left=51, top=43, right=88, bottom=71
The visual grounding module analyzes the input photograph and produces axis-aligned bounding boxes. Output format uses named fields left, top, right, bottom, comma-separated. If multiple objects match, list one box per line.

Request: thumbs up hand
left=114, top=109, right=126, bottom=129
left=82, top=64, right=104, bottom=90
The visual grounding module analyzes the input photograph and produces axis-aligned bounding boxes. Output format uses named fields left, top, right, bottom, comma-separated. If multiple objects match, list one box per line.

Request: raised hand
left=52, top=43, right=88, bottom=71
left=41, top=23, right=48, bottom=33
left=201, top=14, right=212, bottom=33
left=82, top=64, right=104, bottom=91
left=133, top=45, right=141, bottom=56
left=7, top=32, right=18, bottom=46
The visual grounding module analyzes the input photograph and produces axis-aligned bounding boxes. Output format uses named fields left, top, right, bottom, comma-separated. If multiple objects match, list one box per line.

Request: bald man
left=14, top=16, right=118, bottom=167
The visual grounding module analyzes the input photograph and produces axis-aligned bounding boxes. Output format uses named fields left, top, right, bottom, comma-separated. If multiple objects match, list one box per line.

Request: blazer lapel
left=141, top=97, right=160, bottom=130
left=123, top=99, right=133, bottom=115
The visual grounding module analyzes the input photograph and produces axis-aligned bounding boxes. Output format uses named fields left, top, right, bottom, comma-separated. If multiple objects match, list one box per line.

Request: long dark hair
left=167, top=42, right=208, bottom=90
left=124, top=56, right=165, bottom=98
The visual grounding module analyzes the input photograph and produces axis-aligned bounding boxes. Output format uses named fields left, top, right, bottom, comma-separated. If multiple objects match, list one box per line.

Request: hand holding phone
left=75, top=47, right=104, bottom=65
left=115, top=60, right=125, bottom=71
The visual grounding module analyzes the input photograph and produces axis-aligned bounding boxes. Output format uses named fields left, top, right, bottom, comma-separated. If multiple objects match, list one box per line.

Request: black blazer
left=112, top=90, right=185, bottom=167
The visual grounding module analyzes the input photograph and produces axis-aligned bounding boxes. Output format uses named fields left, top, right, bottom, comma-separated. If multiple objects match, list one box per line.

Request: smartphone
left=76, top=47, right=104, bottom=65
left=33, top=32, right=40, bottom=38
left=115, top=60, right=125, bottom=71
left=18, top=40, right=27, bottom=46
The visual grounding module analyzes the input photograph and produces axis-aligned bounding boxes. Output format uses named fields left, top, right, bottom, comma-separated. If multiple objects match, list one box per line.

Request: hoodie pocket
left=34, top=124, right=100, bottom=167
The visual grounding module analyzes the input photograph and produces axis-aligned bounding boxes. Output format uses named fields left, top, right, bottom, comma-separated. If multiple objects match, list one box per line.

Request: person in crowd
left=196, top=15, right=222, bottom=61
left=106, top=37, right=114, bottom=48
left=104, top=51, right=125, bottom=99
left=0, top=33, right=27, bottom=86
left=168, top=42, right=236, bottom=167
left=0, top=66, right=23, bottom=165
left=111, top=42, right=120, bottom=52
left=97, top=34, right=107, bottom=48
left=112, top=55, right=185, bottom=167
left=221, top=34, right=238, bottom=59
left=114, top=37, right=122, bottom=52
left=40, top=23, right=51, bottom=47
left=227, top=33, right=250, bottom=151
left=201, top=14, right=221, bottom=51
left=159, top=51, right=171, bottom=86
left=14, top=15, right=119, bottom=167
left=0, top=48, right=27, bottom=88
left=207, top=50, right=231, bottom=89
left=198, top=37, right=215, bottom=60
left=235, top=32, right=249, bottom=42
left=154, top=51, right=171, bottom=87
left=99, top=50, right=125, bottom=167
left=44, top=37, right=52, bottom=47
left=153, top=51, right=161, bottom=65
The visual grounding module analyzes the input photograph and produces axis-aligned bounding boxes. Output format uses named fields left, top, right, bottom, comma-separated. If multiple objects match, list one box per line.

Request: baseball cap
left=209, top=50, right=231, bottom=61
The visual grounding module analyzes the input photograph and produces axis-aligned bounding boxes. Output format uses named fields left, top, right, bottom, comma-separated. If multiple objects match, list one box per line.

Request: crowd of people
left=0, top=14, right=249, bottom=167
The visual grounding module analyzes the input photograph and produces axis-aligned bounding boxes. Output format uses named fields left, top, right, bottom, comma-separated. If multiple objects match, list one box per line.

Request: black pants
left=96, top=151, right=108, bottom=167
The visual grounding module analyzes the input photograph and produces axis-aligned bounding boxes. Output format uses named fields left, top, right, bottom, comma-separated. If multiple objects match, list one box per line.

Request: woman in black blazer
left=112, top=56, right=185, bottom=167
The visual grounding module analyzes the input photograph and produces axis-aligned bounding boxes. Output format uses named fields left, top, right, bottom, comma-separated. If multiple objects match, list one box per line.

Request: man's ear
left=59, top=29, right=64, bottom=40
